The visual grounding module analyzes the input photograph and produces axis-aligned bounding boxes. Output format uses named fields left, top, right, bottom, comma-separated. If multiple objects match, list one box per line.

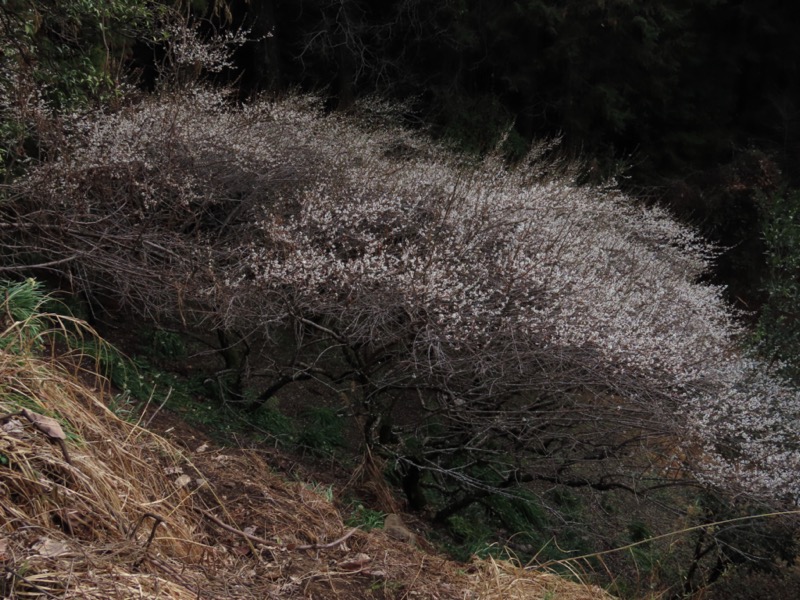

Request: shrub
left=4, top=86, right=800, bottom=509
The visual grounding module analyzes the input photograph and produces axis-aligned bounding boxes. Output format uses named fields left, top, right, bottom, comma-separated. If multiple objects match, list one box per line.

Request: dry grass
left=0, top=317, right=613, bottom=599
left=467, top=557, right=614, bottom=600
left=0, top=320, right=208, bottom=598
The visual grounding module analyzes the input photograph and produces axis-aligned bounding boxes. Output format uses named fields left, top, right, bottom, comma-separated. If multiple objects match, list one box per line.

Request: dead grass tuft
left=468, top=555, right=615, bottom=600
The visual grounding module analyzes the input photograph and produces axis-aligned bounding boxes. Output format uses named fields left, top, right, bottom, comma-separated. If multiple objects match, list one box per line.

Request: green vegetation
left=3, top=0, right=154, bottom=105
left=305, top=481, right=335, bottom=503
left=0, top=0, right=159, bottom=182
left=756, top=188, right=800, bottom=380
left=429, top=486, right=588, bottom=565
left=68, top=321, right=348, bottom=456
left=140, top=328, right=188, bottom=362
left=0, top=278, right=50, bottom=352
left=249, top=398, right=296, bottom=444
left=346, top=503, right=385, bottom=531
left=296, top=406, right=345, bottom=457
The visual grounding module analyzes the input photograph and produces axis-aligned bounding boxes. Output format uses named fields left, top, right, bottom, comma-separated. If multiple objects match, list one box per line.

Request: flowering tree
left=4, top=86, right=800, bottom=511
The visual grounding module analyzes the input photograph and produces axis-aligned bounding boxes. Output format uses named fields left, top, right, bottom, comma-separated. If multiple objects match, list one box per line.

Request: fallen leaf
left=21, top=409, right=66, bottom=440
left=174, top=474, right=192, bottom=488
left=365, top=569, right=386, bottom=577
left=195, top=443, right=209, bottom=453
left=337, top=552, right=371, bottom=570
left=34, top=537, right=71, bottom=558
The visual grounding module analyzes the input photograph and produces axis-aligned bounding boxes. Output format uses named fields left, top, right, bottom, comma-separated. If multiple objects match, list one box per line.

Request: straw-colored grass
left=467, top=556, right=614, bottom=600
left=0, top=314, right=613, bottom=599
left=0, top=317, right=208, bottom=598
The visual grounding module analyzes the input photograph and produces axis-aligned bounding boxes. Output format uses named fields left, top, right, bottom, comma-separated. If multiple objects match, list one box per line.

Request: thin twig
left=147, top=557, right=208, bottom=599
left=129, top=512, right=165, bottom=566
left=195, top=507, right=357, bottom=550
left=0, top=254, right=80, bottom=271
left=296, top=528, right=358, bottom=551
left=536, top=509, right=800, bottom=570
left=2, top=566, right=63, bottom=600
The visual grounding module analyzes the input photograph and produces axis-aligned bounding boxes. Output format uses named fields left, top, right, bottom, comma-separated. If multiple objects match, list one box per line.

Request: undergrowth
left=69, top=320, right=349, bottom=457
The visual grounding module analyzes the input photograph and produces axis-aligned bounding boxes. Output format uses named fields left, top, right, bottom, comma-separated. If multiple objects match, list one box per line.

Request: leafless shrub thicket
left=3, top=86, right=799, bottom=508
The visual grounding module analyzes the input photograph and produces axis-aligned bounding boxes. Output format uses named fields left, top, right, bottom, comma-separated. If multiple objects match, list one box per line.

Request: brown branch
left=195, top=507, right=272, bottom=545
left=0, top=254, right=80, bottom=272
left=247, top=372, right=312, bottom=412
left=129, top=512, right=165, bottom=567
left=194, top=507, right=357, bottom=551
left=535, top=474, right=701, bottom=495
left=296, top=528, right=357, bottom=551
left=54, top=438, right=72, bottom=466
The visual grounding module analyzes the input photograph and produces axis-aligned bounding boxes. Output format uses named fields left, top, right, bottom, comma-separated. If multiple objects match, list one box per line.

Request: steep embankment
left=0, top=322, right=612, bottom=599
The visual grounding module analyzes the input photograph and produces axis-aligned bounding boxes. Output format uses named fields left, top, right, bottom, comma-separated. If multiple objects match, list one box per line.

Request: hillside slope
left=0, top=326, right=612, bottom=599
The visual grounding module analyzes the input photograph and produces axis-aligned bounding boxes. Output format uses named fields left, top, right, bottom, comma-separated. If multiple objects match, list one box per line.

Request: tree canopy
left=5, top=86, right=800, bottom=506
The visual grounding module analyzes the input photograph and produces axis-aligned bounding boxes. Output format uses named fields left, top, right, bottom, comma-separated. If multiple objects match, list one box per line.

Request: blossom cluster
left=163, top=23, right=253, bottom=74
